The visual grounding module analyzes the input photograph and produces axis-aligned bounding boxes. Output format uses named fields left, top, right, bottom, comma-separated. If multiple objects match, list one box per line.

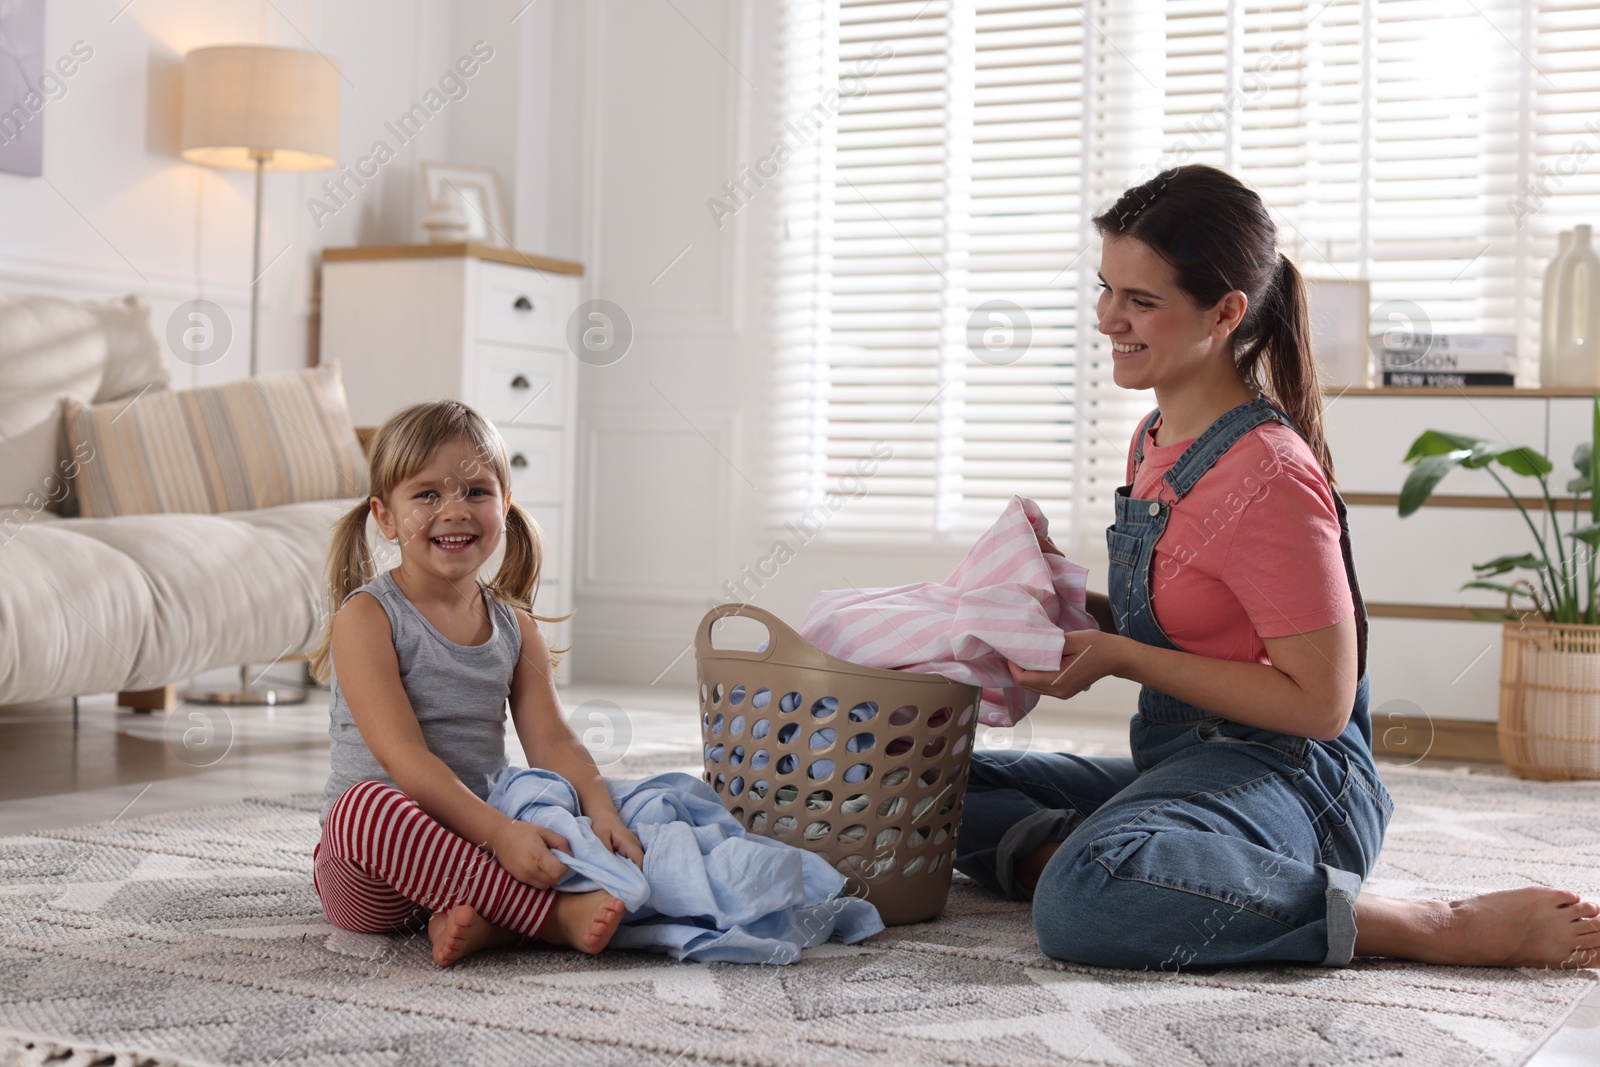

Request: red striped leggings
left=313, top=780, right=555, bottom=938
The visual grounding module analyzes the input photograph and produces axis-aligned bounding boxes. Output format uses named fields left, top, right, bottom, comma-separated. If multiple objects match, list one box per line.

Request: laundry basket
left=695, top=603, right=983, bottom=926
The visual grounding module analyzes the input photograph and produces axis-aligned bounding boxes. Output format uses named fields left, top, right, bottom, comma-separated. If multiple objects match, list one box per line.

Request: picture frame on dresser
left=318, top=243, right=584, bottom=678
left=419, top=163, right=508, bottom=247
left=1304, top=277, right=1371, bottom=389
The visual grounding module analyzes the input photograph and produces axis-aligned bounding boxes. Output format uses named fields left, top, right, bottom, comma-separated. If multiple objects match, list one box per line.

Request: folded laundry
left=487, top=767, right=884, bottom=963
left=799, top=495, right=1098, bottom=727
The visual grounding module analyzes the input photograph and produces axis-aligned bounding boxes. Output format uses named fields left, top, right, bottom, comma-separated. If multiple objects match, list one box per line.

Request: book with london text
left=1372, top=334, right=1515, bottom=374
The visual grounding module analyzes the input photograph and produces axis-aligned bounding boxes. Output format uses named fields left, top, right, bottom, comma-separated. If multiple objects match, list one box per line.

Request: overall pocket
left=1106, top=529, right=1142, bottom=566
left=1310, top=749, right=1390, bottom=875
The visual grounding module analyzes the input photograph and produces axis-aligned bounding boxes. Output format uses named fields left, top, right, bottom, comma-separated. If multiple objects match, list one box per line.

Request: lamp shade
left=180, top=45, right=340, bottom=171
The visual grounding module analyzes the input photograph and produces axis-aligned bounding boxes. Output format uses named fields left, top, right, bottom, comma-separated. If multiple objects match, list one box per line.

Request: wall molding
left=579, top=415, right=739, bottom=602
left=582, top=0, right=750, bottom=336
left=571, top=620, right=701, bottom=685
left=0, top=249, right=251, bottom=305
left=1373, top=716, right=1501, bottom=763
left=1345, top=492, right=1578, bottom=511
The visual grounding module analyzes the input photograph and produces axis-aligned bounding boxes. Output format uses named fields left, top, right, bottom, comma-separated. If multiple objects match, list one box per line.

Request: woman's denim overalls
left=954, top=396, right=1395, bottom=971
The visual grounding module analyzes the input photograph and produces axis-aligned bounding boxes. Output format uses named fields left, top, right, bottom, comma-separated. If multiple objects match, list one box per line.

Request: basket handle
left=695, top=603, right=816, bottom=665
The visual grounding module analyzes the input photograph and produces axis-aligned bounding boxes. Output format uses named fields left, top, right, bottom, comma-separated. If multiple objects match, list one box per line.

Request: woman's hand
left=1008, top=629, right=1130, bottom=700
left=1035, top=529, right=1064, bottom=557
left=590, top=813, right=645, bottom=867
left=486, top=819, right=572, bottom=889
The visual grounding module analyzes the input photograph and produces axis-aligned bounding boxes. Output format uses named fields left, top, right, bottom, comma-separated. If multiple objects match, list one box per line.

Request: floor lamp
left=180, top=45, right=341, bottom=706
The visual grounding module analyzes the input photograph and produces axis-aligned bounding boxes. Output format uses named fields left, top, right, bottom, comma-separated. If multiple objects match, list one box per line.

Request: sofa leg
left=117, top=684, right=177, bottom=713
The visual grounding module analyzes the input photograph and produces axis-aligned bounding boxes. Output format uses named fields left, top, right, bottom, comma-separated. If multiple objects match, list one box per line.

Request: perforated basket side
left=695, top=604, right=983, bottom=926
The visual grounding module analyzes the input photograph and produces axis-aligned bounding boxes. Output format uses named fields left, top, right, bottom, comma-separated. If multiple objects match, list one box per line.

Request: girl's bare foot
left=427, top=904, right=520, bottom=967
left=536, top=890, right=626, bottom=955
left=1355, top=888, right=1600, bottom=968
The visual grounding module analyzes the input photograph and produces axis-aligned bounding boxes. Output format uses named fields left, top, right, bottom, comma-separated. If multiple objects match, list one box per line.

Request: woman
left=954, top=164, right=1600, bottom=972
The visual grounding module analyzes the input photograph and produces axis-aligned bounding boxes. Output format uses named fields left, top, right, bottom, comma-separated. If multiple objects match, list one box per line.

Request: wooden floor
left=0, top=668, right=1497, bottom=829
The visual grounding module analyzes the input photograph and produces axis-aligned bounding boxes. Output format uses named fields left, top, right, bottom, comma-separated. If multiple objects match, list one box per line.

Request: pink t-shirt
left=1124, top=410, right=1354, bottom=663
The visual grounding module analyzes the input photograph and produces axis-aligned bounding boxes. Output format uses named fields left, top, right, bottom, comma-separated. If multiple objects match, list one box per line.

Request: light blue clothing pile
left=486, top=768, right=884, bottom=963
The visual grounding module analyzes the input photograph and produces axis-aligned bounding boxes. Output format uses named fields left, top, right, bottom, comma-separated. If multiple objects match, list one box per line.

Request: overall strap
left=1161, top=396, right=1294, bottom=502
left=1128, top=408, right=1165, bottom=478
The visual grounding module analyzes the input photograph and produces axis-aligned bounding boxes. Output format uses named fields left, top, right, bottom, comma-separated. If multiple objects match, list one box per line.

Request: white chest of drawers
left=318, top=243, right=583, bottom=677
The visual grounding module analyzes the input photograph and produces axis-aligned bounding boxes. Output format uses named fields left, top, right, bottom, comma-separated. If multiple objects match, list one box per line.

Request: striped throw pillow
left=63, top=363, right=369, bottom=517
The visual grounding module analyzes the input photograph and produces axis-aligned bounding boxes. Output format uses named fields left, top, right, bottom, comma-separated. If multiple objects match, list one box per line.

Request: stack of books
left=1371, top=333, right=1517, bottom=387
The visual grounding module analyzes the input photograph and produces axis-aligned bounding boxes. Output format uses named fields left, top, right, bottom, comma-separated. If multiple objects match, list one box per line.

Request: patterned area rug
left=1, top=749, right=1596, bottom=1067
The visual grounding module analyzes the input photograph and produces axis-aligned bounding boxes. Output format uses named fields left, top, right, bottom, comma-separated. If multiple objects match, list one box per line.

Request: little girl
left=308, top=400, right=644, bottom=967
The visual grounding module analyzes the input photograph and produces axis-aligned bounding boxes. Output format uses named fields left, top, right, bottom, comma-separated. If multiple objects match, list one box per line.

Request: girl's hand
left=486, top=820, right=571, bottom=889
left=1035, top=529, right=1064, bottom=557
left=1008, top=630, right=1128, bottom=700
left=590, top=813, right=645, bottom=867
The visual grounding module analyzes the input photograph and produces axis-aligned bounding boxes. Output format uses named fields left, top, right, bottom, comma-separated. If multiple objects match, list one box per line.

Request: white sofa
left=0, top=292, right=356, bottom=708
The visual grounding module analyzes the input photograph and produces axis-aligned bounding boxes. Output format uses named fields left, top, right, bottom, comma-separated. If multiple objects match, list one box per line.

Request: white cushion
left=0, top=293, right=169, bottom=513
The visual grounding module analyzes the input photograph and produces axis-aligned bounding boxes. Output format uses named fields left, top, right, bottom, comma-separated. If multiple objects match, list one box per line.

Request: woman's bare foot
left=536, top=890, right=627, bottom=955
left=1355, top=888, right=1600, bottom=968
left=427, top=904, right=519, bottom=967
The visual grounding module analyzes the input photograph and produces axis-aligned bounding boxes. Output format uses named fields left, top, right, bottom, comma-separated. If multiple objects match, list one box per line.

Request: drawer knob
left=511, top=453, right=528, bottom=469
left=510, top=374, right=531, bottom=390
left=513, top=295, right=534, bottom=312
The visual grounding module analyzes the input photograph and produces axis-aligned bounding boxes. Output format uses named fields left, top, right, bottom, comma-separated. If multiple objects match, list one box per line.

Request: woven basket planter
left=1498, top=620, right=1600, bottom=780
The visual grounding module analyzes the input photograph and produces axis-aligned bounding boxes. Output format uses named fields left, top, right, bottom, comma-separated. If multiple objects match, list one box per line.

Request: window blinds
left=770, top=0, right=1600, bottom=544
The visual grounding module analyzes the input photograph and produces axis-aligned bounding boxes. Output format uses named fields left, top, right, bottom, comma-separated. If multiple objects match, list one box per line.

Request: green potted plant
left=1399, top=395, right=1600, bottom=779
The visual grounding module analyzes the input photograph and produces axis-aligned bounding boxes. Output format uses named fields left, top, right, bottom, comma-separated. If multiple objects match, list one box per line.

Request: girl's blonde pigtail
left=486, top=502, right=571, bottom=666
left=308, top=501, right=377, bottom=682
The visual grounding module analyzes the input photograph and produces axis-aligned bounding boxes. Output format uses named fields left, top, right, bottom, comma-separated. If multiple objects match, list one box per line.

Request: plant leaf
left=1571, top=523, right=1600, bottom=547
left=1456, top=441, right=1553, bottom=476
left=1403, top=429, right=1484, bottom=464
left=1398, top=452, right=1472, bottom=516
left=1460, top=580, right=1542, bottom=599
left=1470, top=553, right=1547, bottom=576
left=1567, top=473, right=1591, bottom=494
left=1464, top=606, right=1530, bottom=623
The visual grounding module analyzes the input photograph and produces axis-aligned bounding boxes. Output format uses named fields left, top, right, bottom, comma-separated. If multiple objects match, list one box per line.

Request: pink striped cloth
left=798, top=496, right=1099, bottom=727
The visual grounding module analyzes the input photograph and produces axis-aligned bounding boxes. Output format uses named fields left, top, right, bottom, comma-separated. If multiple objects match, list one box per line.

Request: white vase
left=1540, top=229, right=1573, bottom=385
left=1550, top=224, right=1600, bottom=388
left=421, top=196, right=470, bottom=243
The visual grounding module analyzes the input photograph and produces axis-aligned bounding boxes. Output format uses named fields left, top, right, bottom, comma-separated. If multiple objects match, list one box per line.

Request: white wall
left=0, top=0, right=566, bottom=386
left=0, top=0, right=1129, bottom=710
left=556, top=0, right=1125, bottom=716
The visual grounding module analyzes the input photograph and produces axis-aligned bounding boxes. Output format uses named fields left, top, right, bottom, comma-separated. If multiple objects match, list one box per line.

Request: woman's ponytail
left=1240, top=254, right=1336, bottom=485
left=308, top=500, right=378, bottom=683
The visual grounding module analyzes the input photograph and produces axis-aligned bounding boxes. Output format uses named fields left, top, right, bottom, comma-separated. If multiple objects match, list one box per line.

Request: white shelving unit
left=1326, top=386, right=1597, bottom=740
left=318, top=243, right=583, bottom=678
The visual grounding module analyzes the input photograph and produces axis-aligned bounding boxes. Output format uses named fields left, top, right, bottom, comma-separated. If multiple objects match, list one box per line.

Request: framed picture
left=1303, top=277, right=1371, bottom=388
left=419, top=162, right=507, bottom=246
left=0, top=0, right=46, bottom=177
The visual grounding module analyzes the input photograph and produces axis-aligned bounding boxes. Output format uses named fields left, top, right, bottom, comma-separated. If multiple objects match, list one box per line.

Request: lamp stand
left=188, top=148, right=308, bottom=709
left=249, top=149, right=264, bottom=376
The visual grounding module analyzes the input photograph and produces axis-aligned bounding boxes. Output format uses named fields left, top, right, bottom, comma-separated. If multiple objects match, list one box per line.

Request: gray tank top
left=322, top=569, right=521, bottom=823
